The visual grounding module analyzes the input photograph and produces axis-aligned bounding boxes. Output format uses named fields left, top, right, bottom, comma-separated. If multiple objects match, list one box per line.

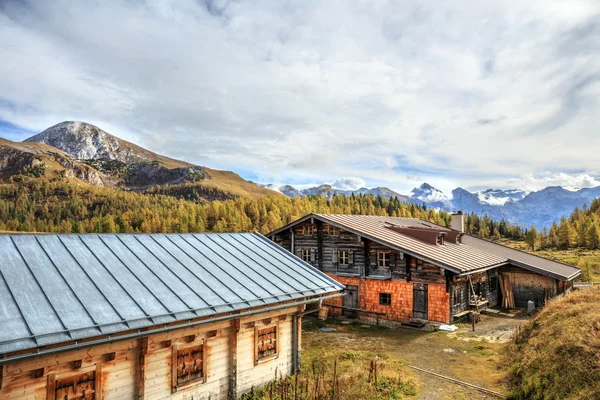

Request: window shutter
left=390, top=253, right=396, bottom=267
left=369, top=252, right=376, bottom=267
left=332, top=249, right=338, bottom=265
left=295, top=248, right=302, bottom=258
left=348, top=250, right=354, bottom=266
left=310, top=248, right=316, bottom=263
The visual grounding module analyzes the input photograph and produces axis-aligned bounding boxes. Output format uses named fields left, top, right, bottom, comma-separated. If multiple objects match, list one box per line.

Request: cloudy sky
left=1, top=0, right=599, bottom=194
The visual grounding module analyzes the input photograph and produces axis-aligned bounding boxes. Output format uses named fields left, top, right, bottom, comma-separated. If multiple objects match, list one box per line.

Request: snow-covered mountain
left=261, top=181, right=600, bottom=229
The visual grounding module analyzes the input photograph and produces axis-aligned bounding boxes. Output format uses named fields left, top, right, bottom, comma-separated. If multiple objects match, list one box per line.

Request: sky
left=1, top=0, right=599, bottom=195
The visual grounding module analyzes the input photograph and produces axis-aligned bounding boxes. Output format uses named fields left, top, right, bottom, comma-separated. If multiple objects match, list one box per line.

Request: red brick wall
left=323, top=274, right=450, bottom=324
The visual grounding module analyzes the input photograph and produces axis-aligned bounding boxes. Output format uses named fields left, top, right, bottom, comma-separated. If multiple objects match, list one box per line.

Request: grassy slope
left=507, top=289, right=600, bottom=400
left=202, top=167, right=280, bottom=199
left=497, top=239, right=600, bottom=281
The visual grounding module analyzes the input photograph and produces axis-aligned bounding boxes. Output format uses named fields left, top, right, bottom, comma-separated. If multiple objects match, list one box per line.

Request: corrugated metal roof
left=309, top=214, right=506, bottom=273
left=270, top=214, right=581, bottom=280
left=0, top=232, right=343, bottom=355
left=462, top=235, right=581, bottom=281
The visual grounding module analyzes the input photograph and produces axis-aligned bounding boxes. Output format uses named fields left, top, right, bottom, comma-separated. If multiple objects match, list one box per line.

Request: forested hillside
left=522, top=199, right=600, bottom=251
left=0, top=177, right=524, bottom=238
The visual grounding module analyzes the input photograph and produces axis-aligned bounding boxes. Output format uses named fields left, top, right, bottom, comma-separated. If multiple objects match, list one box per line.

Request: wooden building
left=0, top=232, right=343, bottom=400
left=268, top=213, right=581, bottom=325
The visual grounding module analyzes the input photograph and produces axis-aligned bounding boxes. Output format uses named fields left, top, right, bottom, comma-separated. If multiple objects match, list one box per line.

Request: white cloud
left=330, top=177, right=367, bottom=191
left=507, top=172, right=600, bottom=193
left=0, top=1, right=599, bottom=191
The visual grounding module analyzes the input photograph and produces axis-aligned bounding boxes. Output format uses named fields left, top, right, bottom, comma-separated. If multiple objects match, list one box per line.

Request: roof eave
left=507, top=259, right=581, bottom=281
left=456, top=261, right=511, bottom=277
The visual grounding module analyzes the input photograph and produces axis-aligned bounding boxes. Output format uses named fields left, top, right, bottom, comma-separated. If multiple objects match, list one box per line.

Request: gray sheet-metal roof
left=270, top=214, right=580, bottom=280
left=0, top=232, right=343, bottom=355
left=462, top=235, right=581, bottom=281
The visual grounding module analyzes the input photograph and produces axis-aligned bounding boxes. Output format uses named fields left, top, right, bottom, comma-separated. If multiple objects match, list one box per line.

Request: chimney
left=451, top=212, right=465, bottom=233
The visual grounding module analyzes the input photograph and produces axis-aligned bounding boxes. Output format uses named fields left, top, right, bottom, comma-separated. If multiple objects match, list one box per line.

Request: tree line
left=0, top=177, right=525, bottom=239
left=524, top=199, right=600, bottom=251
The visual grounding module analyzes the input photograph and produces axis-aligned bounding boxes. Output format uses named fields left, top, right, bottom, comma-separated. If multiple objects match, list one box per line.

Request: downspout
left=0, top=293, right=344, bottom=366
left=292, top=297, right=333, bottom=373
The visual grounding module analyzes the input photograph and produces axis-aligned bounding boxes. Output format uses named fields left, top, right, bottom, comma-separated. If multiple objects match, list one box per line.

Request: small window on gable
left=48, top=364, right=102, bottom=400
left=377, top=251, right=391, bottom=267
left=379, top=293, right=391, bottom=306
left=328, top=226, right=340, bottom=236
left=172, top=343, right=206, bottom=392
left=301, top=225, right=315, bottom=236
left=255, top=322, right=279, bottom=364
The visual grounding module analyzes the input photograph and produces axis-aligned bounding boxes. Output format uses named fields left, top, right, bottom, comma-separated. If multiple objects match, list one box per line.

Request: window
left=327, top=225, right=340, bottom=236
left=338, top=250, right=349, bottom=265
left=48, top=364, right=102, bottom=400
left=172, top=343, right=206, bottom=391
left=489, top=276, right=498, bottom=291
left=453, top=287, right=463, bottom=305
left=255, top=323, right=279, bottom=364
left=437, top=234, right=444, bottom=245
left=301, top=248, right=311, bottom=263
left=301, top=225, right=315, bottom=235
left=379, top=293, right=392, bottom=306
left=377, top=251, right=391, bottom=267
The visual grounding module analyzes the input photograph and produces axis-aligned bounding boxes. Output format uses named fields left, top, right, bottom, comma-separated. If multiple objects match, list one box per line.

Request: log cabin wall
left=0, top=307, right=299, bottom=400
left=450, top=269, right=500, bottom=319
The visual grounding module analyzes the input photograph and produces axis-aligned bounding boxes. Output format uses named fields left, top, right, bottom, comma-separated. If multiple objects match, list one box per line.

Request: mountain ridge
left=260, top=181, right=600, bottom=229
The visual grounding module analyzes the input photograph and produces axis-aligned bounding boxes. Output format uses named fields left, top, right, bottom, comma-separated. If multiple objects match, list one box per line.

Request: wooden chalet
left=268, top=213, right=581, bottom=325
left=0, top=232, right=343, bottom=400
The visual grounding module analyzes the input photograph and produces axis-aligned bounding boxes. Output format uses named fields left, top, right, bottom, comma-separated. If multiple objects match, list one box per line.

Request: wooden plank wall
left=0, top=306, right=299, bottom=400
left=499, top=265, right=557, bottom=308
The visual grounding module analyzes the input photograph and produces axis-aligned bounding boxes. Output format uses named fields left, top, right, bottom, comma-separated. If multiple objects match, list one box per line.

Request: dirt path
left=303, top=314, right=528, bottom=399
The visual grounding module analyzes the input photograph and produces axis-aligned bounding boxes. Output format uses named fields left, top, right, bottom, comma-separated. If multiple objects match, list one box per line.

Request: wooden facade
left=270, top=215, right=579, bottom=325
left=0, top=305, right=304, bottom=400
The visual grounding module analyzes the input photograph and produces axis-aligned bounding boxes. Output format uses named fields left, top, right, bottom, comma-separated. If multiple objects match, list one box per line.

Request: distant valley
left=262, top=182, right=600, bottom=229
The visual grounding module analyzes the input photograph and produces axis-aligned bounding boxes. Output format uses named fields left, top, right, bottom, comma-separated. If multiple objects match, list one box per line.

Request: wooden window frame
left=301, top=225, right=315, bottom=236
left=301, top=248, right=311, bottom=263
left=327, top=226, right=340, bottom=236
left=47, top=363, right=102, bottom=400
left=171, top=341, right=207, bottom=393
left=379, top=293, right=392, bottom=306
left=338, top=250, right=349, bottom=266
left=254, top=321, right=280, bottom=365
left=377, top=251, right=391, bottom=267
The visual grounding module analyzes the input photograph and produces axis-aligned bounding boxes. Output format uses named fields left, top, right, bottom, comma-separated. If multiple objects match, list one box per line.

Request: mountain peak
left=410, top=182, right=448, bottom=203
left=25, top=121, right=192, bottom=167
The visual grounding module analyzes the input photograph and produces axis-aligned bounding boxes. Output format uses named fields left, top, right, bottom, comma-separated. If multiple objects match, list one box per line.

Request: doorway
left=413, top=283, right=428, bottom=320
left=343, top=285, right=358, bottom=318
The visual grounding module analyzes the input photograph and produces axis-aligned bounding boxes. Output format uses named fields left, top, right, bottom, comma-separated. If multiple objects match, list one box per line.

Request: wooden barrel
left=318, top=307, right=329, bottom=320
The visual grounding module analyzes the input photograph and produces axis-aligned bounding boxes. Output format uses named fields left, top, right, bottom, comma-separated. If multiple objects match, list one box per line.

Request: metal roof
left=0, top=232, right=343, bottom=355
left=461, top=235, right=581, bottom=281
left=270, top=214, right=581, bottom=280
left=272, top=214, right=507, bottom=273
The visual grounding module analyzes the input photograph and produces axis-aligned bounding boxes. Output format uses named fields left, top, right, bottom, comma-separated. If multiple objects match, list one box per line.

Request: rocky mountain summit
left=2, top=121, right=278, bottom=200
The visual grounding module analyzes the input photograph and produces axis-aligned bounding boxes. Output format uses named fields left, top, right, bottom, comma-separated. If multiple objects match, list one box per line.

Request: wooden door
left=343, top=285, right=358, bottom=318
left=413, top=283, right=428, bottom=320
